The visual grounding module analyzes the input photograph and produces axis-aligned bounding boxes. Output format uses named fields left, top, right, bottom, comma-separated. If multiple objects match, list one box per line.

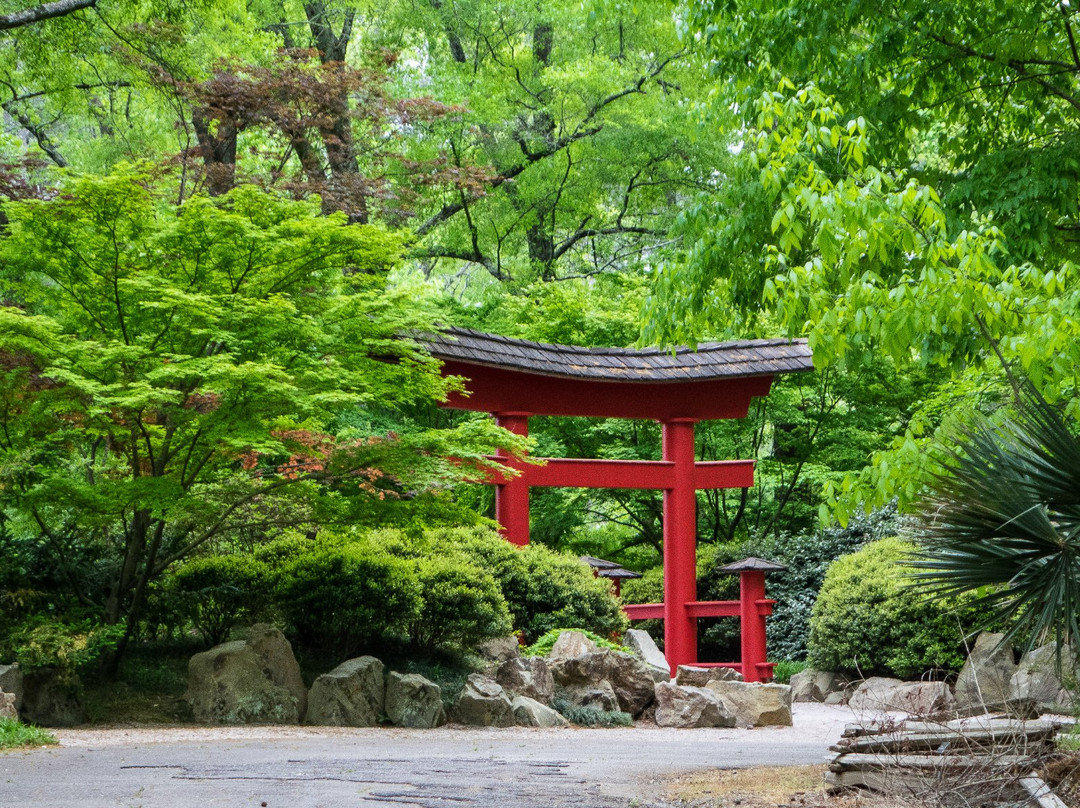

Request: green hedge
left=807, top=536, right=994, bottom=679
left=153, top=526, right=623, bottom=659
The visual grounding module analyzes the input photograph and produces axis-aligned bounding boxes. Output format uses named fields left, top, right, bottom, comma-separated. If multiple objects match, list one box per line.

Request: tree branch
left=0, top=0, right=94, bottom=30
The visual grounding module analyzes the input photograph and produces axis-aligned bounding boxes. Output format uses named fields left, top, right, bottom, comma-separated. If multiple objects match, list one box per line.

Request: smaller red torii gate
left=425, top=328, right=813, bottom=679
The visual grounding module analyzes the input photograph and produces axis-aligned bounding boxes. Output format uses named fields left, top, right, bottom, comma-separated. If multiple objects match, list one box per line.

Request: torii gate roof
left=425, top=327, right=814, bottom=420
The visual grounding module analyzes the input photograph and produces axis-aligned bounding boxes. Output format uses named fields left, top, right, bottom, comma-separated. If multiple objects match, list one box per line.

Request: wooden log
left=829, top=752, right=1034, bottom=772
left=830, top=726, right=1056, bottom=755
left=1020, top=775, right=1070, bottom=808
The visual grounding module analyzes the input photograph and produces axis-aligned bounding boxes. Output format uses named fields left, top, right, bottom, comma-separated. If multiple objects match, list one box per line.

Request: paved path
left=0, top=704, right=854, bottom=808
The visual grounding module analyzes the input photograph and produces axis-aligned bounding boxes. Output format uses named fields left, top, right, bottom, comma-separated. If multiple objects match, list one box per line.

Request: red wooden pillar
left=495, top=412, right=531, bottom=546
left=739, top=569, right=768, bottom=683
left=662, top=418, right=698, bottom=674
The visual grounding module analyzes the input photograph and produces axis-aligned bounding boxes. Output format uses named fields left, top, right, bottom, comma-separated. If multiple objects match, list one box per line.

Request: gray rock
left=548, top=631, right=598, bottom=660
left=848, top=677, right=955, bottom=716
left=0, top=691, right=17, bottom=721
left=20, top=668, right=84, bottom=727
left=453, top=674, right=513, bottom=727
left=478, top=636, right=521, bottom=664
left=847, top=676, right=904, bottom=711
left=306, top=656, right=384, bottom=727
left=1010, top=644, right=1077, bottom=713
left=623, top=629, right=670, bottom=682
left=385, top=671, right=446, bottom=728
left=511, top=695, right=569, bottom=728
left=653, top=682, right=734, bottom=728
left=247, top=624, right=308, bottom=720
left=823, top=690, right=849, bottom=706
left=186, top=640, right=301, bottom=724
left=706, top=681, right=792, bottom=728
left=675, top=665, right=743, bottom=687
left=789, top=669, right=844, bottom=703
left=955, top=632, right=1017, bottom=713
left=0, top=663, right=23, bottom=711
left=562, top=680, right=621, bottom=713
left=496, top=657, right=554, bottom=704
left=549, top=650, right=655, bottom=716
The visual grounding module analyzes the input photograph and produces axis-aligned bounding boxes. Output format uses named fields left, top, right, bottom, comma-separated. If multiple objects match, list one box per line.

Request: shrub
left=276, top=541, right=423, bottom=657
left=551, top=697, right=633, bottom=727
left=164, top=555, right=269, bottom=646
left=750, top=502, right=902, bottom=661
left=771, top=660, right=807, bottom=684
left=408, top=555, right=512, bottom=653
left=807, top=536, right=995, bottom=679
left=420, top=527, right=626, bottom=643
left=4, top=617, right=124, bottom=682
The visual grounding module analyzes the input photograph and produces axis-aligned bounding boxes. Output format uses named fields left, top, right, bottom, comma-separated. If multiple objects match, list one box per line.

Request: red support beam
left=622, top=603, right=664, bottom=620
left=738, top=569, right=769, bottom=683
left=520, top=458, right=675, bottom=489
left=684, top=600, right=741, bottom=618
left=694, top=461, right=755, bottom=489
left=494, top=413, right=531, bottom=546
left=662, top=418, right=698, bottom=676
left=487, top=458, right=756, bottom=490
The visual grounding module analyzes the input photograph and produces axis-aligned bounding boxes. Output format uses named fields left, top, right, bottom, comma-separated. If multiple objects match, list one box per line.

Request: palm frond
left=909, top=383, right=1080, bottom=655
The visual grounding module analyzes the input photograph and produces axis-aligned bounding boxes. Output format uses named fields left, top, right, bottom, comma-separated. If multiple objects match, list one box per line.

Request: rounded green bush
left=166, top=554, right=268, bottom=646
left=420, top=527, right=627, bottom=643
left=408, top=554, right=512, bottom=653
left=276, top=541, right=422, bottom=657
left=807, top=536, right=993, bottom=679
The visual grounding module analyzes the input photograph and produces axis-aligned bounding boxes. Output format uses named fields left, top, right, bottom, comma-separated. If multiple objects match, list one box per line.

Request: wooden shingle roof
left=424, top=327, right=813, bottom=383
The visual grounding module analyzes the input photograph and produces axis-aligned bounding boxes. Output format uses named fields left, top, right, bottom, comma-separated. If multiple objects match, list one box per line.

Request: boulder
left=653, top=682, right=734, bottom=728
left=623, top=629, right=670, bottom=682
left=511, top=695, right=569, bottom=728
left=955, top=632, right=1017, bottom=713
left=848, top=677, right=955, bottom=715
left=0, top=663, right=23, bottom=711
left=550, top=650, right=655, bottom=716
left=306, top=656, right=385, bottom=727
left=706, top=681, right=792, bottom=728
left=563, top=680, right=621, bottom=713
left=246, top=624, right=308, bottom=720
left=385, top=671, right=446, bottom=728
left=187, top=640, right=301, bottom=724
left=495, top=657, right=554, bottom=704
left=675, top=665, right=743, bottom=687
left=20, top=668, right=84, bottom=727
left=453, top=674, right=514, bottom=727
left=1010, top=644, right=1077, bottom=713
left=0, top=691, right=17, bottom=721
left=548, top=631, right=598, bottom=660
left=478, top=636, right=521, bottom=664
left=789, top=669, right=845, bottom=703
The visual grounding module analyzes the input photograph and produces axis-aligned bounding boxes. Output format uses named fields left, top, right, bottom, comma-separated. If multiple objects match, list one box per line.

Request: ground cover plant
left=0, top=718, right=57, bottom=749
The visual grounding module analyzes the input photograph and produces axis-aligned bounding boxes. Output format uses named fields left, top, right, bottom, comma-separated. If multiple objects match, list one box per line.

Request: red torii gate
left=426, top=328, right=813, bottom=679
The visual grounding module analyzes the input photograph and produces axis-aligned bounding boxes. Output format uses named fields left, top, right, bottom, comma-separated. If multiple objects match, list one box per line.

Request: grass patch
left=771, top=660, right=808, bottom=684
left=0, top=718, right=57, bottom=749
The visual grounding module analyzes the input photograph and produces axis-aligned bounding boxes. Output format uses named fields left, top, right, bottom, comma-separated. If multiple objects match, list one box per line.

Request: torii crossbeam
left=425, top=328, right=814, bottom=678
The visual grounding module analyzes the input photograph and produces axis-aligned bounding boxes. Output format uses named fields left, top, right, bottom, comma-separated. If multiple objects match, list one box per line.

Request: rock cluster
left=790, top=631, right=1078, bottom=719
left=178, top=626, right=810, bottom=730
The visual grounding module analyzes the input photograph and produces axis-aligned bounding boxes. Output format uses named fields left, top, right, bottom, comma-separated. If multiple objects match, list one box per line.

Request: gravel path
left=0, top=704, right=857, bottom=808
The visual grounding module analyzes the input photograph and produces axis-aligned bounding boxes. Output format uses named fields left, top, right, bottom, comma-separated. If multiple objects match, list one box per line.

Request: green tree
left=0, top=166, right=517, bottom=661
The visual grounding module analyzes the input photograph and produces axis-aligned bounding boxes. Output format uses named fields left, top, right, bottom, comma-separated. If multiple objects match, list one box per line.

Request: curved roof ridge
left=423, top=326, right=814, bottom=384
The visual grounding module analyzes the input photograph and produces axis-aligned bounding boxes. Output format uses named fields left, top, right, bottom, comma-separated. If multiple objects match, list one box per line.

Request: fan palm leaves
left=909, top=384, right=1080, bottom=655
